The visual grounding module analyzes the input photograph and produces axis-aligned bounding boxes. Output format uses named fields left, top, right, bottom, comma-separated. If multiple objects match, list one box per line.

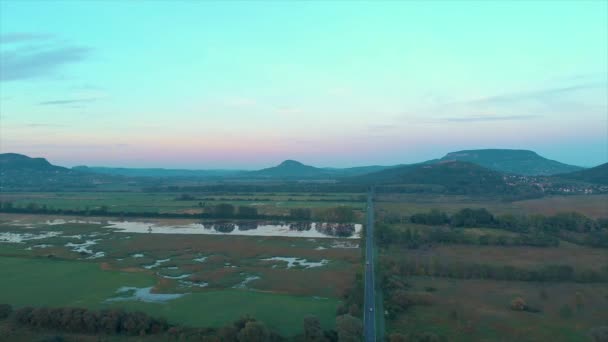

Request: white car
left=369, top=307, right=373, bottom=312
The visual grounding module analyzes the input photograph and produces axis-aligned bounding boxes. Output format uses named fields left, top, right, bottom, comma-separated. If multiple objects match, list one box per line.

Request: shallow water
left=104, top=221, right=361, bottom=239
left=105, top=286, right=186, bottom=303
left=262, top=257, right=328, bottom=269
left=179, top=280, right=208, bottom=288
left=65, top=239, right=99, bottom=254
left=160, top=273, right=191, bottom=280
left=0, top=231, right=62, bottom=243
left=233, top=275, right=260, bottom=289
left=143, top=258, right=171, bottom=269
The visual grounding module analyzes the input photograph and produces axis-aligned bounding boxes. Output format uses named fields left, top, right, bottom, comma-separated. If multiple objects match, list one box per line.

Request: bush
left=0, top=304, right=12, bottom=320
left=510, top=297, right=527, bottom=311
left=589, top=326, right=608, bottom=342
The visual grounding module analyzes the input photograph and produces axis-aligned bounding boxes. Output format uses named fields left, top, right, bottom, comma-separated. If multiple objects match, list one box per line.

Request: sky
left=0, top=0, right=607, bottom=169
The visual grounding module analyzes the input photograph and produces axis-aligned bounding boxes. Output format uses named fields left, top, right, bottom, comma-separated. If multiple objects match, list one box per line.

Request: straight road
left=364, top=188, right=376, bottom=341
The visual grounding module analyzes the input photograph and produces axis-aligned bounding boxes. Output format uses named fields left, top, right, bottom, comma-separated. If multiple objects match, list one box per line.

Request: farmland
left=389, top=277, right=608, bottom=342
left=376, top=194, right=608, bottom=341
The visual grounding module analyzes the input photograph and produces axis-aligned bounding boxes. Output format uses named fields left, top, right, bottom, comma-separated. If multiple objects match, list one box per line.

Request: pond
left=104, top=221, right=362, bottom=239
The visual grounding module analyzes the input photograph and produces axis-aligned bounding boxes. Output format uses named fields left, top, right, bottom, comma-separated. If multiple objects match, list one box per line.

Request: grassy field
left=0, top=215, right=362, bottom=336
left=0, top=191, right=366, bottom=215
left=390, top=242, right=608, bottom=272
left=389, top=277, right=608, bottom=342
left=377, top=193, right=608, bottom=341
left=376, top=194, right=608, bottom=218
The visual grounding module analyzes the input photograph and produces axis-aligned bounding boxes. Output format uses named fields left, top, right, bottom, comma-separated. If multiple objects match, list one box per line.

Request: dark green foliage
left=557, top=163, right=608, bottom=185
left=589, top=326, right=608, bottom=342
left=335, top=314, right=363, bottom=342
left=0, top=304, right=12, bottom=320
left=315, top=206, right=356, bottom=223
left=410, top=209, right=449, bottom=225
left=237, top=321, right=269, bottom=342
left=237, top=205, right=258, bottom=218
left=10, top=307, right=167, bottom=335
left=290, top=208, right=312, bottom=220
left=6, top=306, right=286, bottom=340
left=213, top=203, right=235, bottom=217
left=303, top=315, right=325, bottom=342
left=382, top=257, right=608, bottom=283
left=450, top=208, right=495, bottom=227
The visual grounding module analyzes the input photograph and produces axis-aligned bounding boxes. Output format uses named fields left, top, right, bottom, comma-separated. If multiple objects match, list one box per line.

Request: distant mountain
left=247, top=160, right=328, bottom=179
left=438, top=149, right=583, bottom=176
left=322, top=165, right=398, bottom=177
left=555, top=163, right=608, bottom=185
left=353, top=160, right=518, bottom=195
left=0, top=153, right=67, bottom=172
left=73, top=166, right=244, bottom=178
left=0, top=153, right=113, bottom=190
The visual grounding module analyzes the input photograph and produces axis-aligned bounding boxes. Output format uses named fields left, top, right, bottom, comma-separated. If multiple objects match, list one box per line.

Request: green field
left=0, top=191, right=367, bottom=219
left=0, top=214, right=362, bottom=336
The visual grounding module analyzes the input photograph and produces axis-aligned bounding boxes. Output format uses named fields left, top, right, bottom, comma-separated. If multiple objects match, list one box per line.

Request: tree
left=0, top=304, right=12, bottom=320
left=290, top=208, right=312, bottom=220
left=388, top=333, right=407, bottom=342
left=214, top=203, right=235, bottom=218
left=510, top=297, right=527, bottom=311
left=238, top=206, right=258, bottom=218
left=303, top=315, right=324, bottom=342
left=589, top=326, right=608, bottom=342
left=335, top=315, right=362, bottom=342
left=237, top=321, right=269, bottom=342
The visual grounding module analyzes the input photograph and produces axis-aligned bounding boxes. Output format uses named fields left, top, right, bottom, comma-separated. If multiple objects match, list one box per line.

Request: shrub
left=0, top=304, right=12, bottom=320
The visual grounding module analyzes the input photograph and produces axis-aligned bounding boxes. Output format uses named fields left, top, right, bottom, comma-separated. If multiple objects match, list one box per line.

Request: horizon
left=3, top=148, right=604, bottom=171
left=1, top=1, right=607, bottom=168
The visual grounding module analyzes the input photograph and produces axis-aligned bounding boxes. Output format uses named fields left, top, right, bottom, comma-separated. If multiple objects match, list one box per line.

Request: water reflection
left=105, top=221, right=361, bottom=239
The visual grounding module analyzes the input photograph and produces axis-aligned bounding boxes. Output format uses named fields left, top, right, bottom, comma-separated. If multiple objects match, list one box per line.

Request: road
left=364, top=188, right=376, bottom=341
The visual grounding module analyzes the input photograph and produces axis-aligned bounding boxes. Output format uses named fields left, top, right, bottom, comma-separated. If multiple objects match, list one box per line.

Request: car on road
left=369, top=307, right=373, bottom=312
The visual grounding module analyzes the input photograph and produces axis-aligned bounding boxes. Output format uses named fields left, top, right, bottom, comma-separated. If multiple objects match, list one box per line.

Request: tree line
left=0, top=201, right=358, bottom=224
left=376, top=224, right=559, bottom=248
left=382, top=208, right=608, bottom=248
left=380, top=257, right=608, bottom=283
left=0, top=303, right=365, bottom=341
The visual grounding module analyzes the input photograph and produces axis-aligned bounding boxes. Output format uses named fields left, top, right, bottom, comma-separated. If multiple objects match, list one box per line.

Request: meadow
left=376, top=194, right=608, bottom=218
left=0, top=214, right=362, bottom=336
left=376, top=194, right=608, bottom=341
left=0, top=192, right=366, bottom=217
left=389, top=277, right=608, bottom=342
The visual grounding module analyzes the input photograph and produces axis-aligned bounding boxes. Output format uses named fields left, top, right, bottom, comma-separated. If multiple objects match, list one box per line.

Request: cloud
left=0, top=32, right=91, bottom=82
left=443, top=115, right=541, bottom=122
left=38, top=98, right=97, bottom=106
left=0, top=32, right=54, bottom=44
left=468, top=83, right=606, bottom=105
left=24, top=123, right=68, bottom=128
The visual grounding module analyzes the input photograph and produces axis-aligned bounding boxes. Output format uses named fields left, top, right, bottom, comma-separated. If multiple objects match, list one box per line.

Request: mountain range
left=437, top=149, right=583, bottom=176
left=1, top=150, right=605, bottom=192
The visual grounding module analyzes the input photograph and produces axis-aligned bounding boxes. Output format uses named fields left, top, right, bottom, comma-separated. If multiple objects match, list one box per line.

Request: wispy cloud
left=0, top=32, right=54, bottom=44
left=468, top=83, right=606, bottom=105
left=24, top=123, right=68, bottom=128
left=38, top=98, right=98, bottom=106
left=443, top=115, right=541, bottom=122
left=0, top=32, right=91, bottom=82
